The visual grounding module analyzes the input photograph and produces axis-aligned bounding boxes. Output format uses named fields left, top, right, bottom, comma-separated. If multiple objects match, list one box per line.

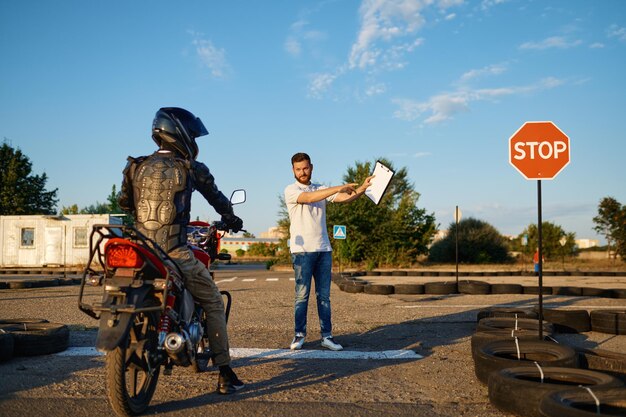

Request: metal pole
left=537, top=180, right=543, bottom=340
left=455, top=205, right=459, bottom=286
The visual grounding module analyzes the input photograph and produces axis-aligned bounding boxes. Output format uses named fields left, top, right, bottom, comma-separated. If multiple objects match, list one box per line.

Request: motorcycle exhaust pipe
left=163, top=332, right=191, bottom=366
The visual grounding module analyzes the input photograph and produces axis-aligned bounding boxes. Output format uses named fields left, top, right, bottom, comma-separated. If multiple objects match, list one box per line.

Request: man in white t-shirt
left=284, top=152, right=373, bottom=351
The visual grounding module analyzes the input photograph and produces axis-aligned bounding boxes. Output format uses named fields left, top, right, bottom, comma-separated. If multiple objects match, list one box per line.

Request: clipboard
left=365, top=161, right=394, bottom=205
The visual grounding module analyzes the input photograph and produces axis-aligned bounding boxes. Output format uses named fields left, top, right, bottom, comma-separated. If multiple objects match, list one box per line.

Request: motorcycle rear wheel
left=192, top=307, right=211, bottom=373
left=106, top=310, right=160, bottom=417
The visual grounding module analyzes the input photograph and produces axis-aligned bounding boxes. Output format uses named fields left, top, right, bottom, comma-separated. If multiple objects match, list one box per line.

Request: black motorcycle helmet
left=152, top=107, right=208, bottom=160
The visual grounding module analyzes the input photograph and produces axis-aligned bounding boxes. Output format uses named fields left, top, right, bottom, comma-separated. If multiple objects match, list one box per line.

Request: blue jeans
left=292, top=251, right=333, bottom=338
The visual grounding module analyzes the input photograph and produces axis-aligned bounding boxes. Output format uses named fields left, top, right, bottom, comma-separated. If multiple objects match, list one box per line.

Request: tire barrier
left=473, top=339, right=578, bottom=384
left=458, top=280, right=491, bottom=295
left=0, top=321, right=70, bottom=357
left=0, top=331, right=14, bottom=362
left=490, top=283, right=524, bottom=294
left=576, top=347, right=626, bottom=383
left=488, top=366, right=624, bottom=417
left=471, top=330, right=551, bottom=357
left=363, top=284, right=394, bottom=295
left=476, top=317, right=554, bottom=335
left=539, top=387, right=626, bottom=417
left=393, top=284, right=425, bottom=294
left=539, top=308, right=591, bottom=334
left=476, top=307, right=538, bottom=322
left=590, top=310, right=626, bottom=335
left=424, top=281, right=458, bottom=295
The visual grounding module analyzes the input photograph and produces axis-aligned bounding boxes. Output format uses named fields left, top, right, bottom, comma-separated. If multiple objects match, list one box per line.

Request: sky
left=1, top=0, right=625, bottom=244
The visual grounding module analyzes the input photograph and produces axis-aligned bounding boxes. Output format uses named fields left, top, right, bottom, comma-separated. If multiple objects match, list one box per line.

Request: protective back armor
left=132, top=153, right=192, bottom=252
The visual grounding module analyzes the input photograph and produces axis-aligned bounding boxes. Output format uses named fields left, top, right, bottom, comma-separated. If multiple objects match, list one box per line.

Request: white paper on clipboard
left=365, top=161, right=394, bottom=205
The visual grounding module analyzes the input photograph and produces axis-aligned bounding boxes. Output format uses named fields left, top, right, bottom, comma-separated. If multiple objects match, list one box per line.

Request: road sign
left=333, top=225, right=346, bottom=240
left=509, top=121, right=570, bottom=180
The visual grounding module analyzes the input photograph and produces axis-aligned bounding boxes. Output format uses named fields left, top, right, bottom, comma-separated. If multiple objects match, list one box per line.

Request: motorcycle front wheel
left=106, top=310, right=160, bottom=417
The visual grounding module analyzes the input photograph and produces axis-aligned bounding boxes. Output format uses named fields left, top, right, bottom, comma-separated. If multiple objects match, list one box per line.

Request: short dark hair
left=291, top=152, right=311, bottom=165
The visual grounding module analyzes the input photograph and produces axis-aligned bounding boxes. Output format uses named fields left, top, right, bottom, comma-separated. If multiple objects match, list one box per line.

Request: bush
left=235, top=249, right=245, bottom=257
left=429, top=217, right=512, bottom=264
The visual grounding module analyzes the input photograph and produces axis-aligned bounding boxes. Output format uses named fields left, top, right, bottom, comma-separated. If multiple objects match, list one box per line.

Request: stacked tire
left=470, top=312, right=626, bottom=416
left=0, top=319, right=69, bottom=361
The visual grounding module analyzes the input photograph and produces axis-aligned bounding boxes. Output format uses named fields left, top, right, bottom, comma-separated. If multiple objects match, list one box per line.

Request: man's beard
left=295, top=173, right=311, bottom=185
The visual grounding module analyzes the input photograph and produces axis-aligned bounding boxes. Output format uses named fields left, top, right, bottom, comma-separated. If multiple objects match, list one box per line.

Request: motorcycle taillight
left=106, top=244, right=144, bottom=269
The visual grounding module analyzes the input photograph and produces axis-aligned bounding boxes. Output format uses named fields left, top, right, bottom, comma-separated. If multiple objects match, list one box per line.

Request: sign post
left=333, top=225, right=347, bottom=275
left=454, top=206, right=462, bottom=287
left=509, top=121, right=570, bottom=340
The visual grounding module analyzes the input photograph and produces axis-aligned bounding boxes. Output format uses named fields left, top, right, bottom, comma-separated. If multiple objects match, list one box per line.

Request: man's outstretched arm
left=332, top=175, right=375, bottom=203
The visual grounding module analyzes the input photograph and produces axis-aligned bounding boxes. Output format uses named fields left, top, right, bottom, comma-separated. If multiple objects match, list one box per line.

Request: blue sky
left=1, top=0, right=625, bottom=244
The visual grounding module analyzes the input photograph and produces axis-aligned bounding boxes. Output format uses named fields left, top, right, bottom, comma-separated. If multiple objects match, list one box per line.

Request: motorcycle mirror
left=230, top=189, right=246, bottom=205
left=218, top=253, right=232, bottom=261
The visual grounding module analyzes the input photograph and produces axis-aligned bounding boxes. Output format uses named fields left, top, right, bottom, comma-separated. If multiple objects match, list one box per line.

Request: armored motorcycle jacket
left=119, top=150, right=233, bottom=252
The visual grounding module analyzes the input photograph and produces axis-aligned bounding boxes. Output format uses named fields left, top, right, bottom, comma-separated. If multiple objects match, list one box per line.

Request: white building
left=0, top=214, right=122, bottom=268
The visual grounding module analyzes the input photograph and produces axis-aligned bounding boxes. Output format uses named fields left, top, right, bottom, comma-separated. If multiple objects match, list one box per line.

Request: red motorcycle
left=78, top=190, right=245, bottom=417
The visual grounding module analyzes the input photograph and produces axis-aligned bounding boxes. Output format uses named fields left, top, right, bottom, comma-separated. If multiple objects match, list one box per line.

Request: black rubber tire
left=590, top=310, right=626, bottom=335
left=342, top=283, right=365, bottom=293
left=476, top=307, right=538, bottom=322
left=366, top=271, right=381, bottom=276
left=490, top=283, right=523, bottom=294
left=391, top=270, right=407, bottom=276
left=424, top=281, right=458, bottom=295
left=576, top=347, right=626, bottom=382
left=364, top=284, right=394, bottom=295
left=393, top=284, right=425, bottom=294
left=539, top=387, right=626, bottom=417
left=552, top=286, right=583, bottom=296
left=539, top=308, right=591, bottom=333
left=0, top=331, right=14, bottom=362
left=0, top=318, right=50, bottom=325
left=489, top=366, right=624, bottom=417
left=523, top=286, right=552, bottom=295
left=582, top=287, right=616, bottom=298
left=106, top=310, right=160, bottom=417
left=612, top=289, right=626, bottom=299
left=473, top=339, right=578, bottom=385
left=477, top=317, right=554, bottom=334
left=1, top=322, right=69, bottom=356
left=458, top=280, right=491, bottom=295
left=8, top=281, right=34, bottom=289
left=471, top=330, right=547, bottom=357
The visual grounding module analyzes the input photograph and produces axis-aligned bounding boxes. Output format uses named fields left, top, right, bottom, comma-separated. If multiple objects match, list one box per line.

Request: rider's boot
left=217, top=365, right=244, bottom=394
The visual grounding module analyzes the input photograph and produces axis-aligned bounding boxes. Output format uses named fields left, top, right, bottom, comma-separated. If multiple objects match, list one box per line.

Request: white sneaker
left=321, top=336, right=343, bottom=351
left=290, top=334, right=305, bottom=350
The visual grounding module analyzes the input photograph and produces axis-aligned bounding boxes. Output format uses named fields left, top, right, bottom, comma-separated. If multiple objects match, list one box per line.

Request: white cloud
left=365, top=83, right=387, bottom=96
left=413, top=151, right=431, bottom=158
left=307, top=72, right=339, bottom=99
left=459, top=63, right=508, bottom=83
left=285, top=37, right=302, bottom=56
left=444, top=13, right=456, bottom=21
left=191, top=37, right=230, bottom=78
left=392, top=77, right=566, bottom=124
left=480, top=0, right=509, bottom=11
left=519, top=36, right=583, bottom=50
left=589, top=42, right=605, bottom=49
left=607, top=24, right=626, bottom=42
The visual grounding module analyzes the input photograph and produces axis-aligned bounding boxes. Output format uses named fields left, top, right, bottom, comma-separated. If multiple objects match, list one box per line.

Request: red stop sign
left=509, top=121, right=570, bottom=180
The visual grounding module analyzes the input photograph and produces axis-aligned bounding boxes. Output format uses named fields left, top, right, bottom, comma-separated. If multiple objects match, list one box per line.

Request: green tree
left=60, top=184, right=122, bottom=215
left=277, top=159, right=437, bottom=267
left=0, top=142, right=58, bottom=215
left=428, top=217, right=512, bottom=264
left=517, top=222, right=576, bottom=260
left=593, top=196, right=626, bottom=261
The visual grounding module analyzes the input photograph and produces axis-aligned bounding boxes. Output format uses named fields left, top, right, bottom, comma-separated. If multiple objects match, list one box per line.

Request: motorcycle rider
left=118, top=107, right=244, bottom=394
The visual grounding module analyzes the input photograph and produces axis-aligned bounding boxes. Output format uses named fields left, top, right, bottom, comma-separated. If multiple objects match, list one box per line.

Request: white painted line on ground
left=242, top=278, right=256, bottom=282
left=266, top=278, right=279, bottom=281
left=58, top=347, right=422, bottom=360
left=396, top=304, right=626, bottom=309
left=215, top=277, right=238, bottom=284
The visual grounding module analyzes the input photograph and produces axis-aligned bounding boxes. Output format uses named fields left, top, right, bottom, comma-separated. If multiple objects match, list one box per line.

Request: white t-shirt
left=284, top=181, right=336, bottom=253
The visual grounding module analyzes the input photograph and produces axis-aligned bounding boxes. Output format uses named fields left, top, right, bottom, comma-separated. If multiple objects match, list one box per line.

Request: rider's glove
left=221, top=213, right=243, bottom=233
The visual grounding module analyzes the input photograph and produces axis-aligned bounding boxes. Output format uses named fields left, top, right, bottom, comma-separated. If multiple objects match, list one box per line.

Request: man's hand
left=338, top=183, right=358, bottom=195
left=221, top=213, right=244, bottom=233
left=357, top=175, right=375, bottom=193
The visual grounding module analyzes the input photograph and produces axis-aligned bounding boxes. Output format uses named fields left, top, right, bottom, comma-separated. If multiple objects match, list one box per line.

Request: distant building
left=220, top=237, right=280, bottom=255
left=259, top=226, right=285, bottom=239
left=0, top=214, right=123, bottom=268
left=575, top=239, right=599, bottom=249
